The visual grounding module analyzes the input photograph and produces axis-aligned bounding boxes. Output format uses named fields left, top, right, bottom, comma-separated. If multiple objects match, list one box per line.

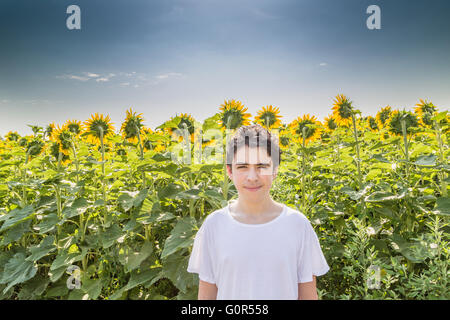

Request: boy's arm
left=298, top=276, right=318, bottom=300
left=198, top=280, right=218, bottom=300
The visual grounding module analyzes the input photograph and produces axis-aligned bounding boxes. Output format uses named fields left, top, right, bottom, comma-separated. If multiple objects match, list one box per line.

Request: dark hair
left=226, top=124, right=281, bottom=171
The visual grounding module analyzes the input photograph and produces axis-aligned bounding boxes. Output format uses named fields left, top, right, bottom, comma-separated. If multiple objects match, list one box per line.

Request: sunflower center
left=295, top=120, right=316, bottom=139
left=260, top=112, right=277, bottom=127
left=222, top=110, right=244, bottom=130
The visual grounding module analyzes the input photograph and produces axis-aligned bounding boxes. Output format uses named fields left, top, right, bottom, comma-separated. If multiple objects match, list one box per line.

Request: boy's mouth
left=244, top=186, right=262, bottom=191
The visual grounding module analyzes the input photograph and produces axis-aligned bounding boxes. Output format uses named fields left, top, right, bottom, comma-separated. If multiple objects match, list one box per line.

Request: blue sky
left=0, top=0, right=449, bottom=136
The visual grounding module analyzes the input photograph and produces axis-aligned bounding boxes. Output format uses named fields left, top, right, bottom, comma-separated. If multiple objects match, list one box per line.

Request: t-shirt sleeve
left=187, top=220, right=215, bottom=284
left=297, top=220, right=330, bottom=283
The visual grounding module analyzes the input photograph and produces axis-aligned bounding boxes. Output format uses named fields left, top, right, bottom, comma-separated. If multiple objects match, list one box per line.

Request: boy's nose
left=246, top=167, right=259, bottom=180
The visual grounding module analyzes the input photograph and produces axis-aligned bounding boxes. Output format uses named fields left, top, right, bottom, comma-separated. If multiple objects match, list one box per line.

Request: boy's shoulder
left=201, top=203, right=312, bottom=227
left=201, top=206, right=228, bottom=225
left=283, top=204, right=312, bottom=226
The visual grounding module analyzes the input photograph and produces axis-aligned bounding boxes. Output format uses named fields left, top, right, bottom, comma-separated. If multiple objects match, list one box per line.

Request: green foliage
left=0, top=110, right=448, bottom=299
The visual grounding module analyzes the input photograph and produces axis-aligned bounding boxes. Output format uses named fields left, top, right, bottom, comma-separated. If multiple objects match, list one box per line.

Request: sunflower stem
left=70, top=138, right=80, bottom=185
left=434, top=120, right=448, bottom=197
left=222, top=124, right=232, bottom=202
left=21, top=152, right=30, bottom=207
left=136, top=128, right=146, bottom=189
left=401, top=118, right=410, bottom=181
left=301, top=127, right=307, bottom=211
left=351, top=113, right=362, bottom=189
left=99, top=127, right=107, bottom=228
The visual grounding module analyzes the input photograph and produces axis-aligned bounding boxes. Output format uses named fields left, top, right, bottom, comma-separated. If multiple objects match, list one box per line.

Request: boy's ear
left=272, top=166, right=278, bottom=178
left=226, top=164, right=233, bottom=179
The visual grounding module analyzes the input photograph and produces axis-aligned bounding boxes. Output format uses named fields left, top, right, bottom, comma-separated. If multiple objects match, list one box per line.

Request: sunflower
left=166, top=113, right=196, bottom=143
left=49, top=142, right=70, bottom=164
left=289, top=114, right=323, bottom=145
left=141, top=127, right=157, bottom=151
left=414, top=99, right=438, bottom=128
left=386, top=110, right=419, bottom=137
left=44, top=123, right=56, bottom=140
left=366, top=116, right=379, bottom=132
left=254, top=105, right=283, bottom=129
left=414, top=99, right=437, bottom=116
left=6, top=131, right=20, bottom=142
left=376, top=106, right=392, bottom=129
left=50, top=124, right=73, bottom=155
left=18, top=136, right=30, bottom=147
left=83, top=113, right=115, bottom=145
left=200, top=128, right=221, bottom=148
left=323, top=114, right=337, bottom=132
left=26, top=139, right=45, bottom=158
left=332, top=94, right=354, bottom=127
left=277, top=127, right=291, bottom=150
left=219, top=99, right=252, bottom=131
left=120, top=108, right=145, bottom=143
left=143, top=129, right=167, bottom=152
left=65, top=119, right=82, bottom=136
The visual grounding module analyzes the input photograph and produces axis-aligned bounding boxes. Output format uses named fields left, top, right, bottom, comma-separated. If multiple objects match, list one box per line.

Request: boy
left=187, top=124, right=330, bottom=300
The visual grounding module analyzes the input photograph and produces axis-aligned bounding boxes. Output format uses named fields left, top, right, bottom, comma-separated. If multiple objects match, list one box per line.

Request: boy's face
left=226, top=145, right=278, bottom=201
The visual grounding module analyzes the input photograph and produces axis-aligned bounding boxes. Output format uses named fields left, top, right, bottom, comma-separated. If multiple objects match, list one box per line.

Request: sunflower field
left=0, top=96, right=448, bottom=300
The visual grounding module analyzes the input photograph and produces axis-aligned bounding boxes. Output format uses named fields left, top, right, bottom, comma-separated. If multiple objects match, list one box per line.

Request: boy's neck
left=231, top=197, right=281, bottom=216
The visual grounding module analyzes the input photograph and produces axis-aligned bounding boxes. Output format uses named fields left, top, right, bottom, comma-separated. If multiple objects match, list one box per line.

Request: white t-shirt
left=187, top=201, right=330, bottom=300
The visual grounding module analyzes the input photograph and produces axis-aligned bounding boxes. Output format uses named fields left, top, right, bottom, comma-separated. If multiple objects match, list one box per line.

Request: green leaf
left=100, top=224, right=123, bottom=249
left=202, top=113, right=221, bottom=131
left=35, top=212, right=58, bottom=234
left=63, top=197, right=89, bottom=219
left=340, top=184, right=372, bottom=201
left=365, top=190, right=406, bottom=203
left=202, top=188, right=224, bottom=201
left=26, top=235, right=56, bottom=262
left=151, top=153, right=172, bottom=162
left=370, top=154, right=390, bottom=163
left=48, top=266, right=66, bottom=283
left=17, top=274, right=50, bottom=299
left=0, top=205, right=34, bottom=232
left=0, top=220, right=31, bottom=246
left=162, top=250, right=197, bottom=293
left=0, top=252, right=38, bottom=294
left=50, top=251, right=80, bottom=271
left=373, top=207, right=400, bottom=221
left=124, top=268, right=162, bottom=291
left=137, top=211, right=176, bottom=224
left=390, top=234, right=427, bottom=263
left=119, top=241, right=154, bottom=272
left=176, top=188, right=201, bottom=200
left=431, top=111, right=448, bottom=122
left=158, top=183, right=183, bottom=199
left=414, top=154, right=437, bottom=166
left=68, top=289, right=86, bottom=300
left=45, top=283, right=68, bottom=297
left=133, top=189, right=149, bottom=208
left=433, top=197, right=450, bottom=216
left=82, top=278, right=103, bottom=299
left=161, top=217, right=197, bottom=259
left=117, top=193, right=134, bottom=212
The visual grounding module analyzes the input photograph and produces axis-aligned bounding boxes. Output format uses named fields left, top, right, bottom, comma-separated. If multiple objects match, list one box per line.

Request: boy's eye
left=237, top=165, right=268, bottom=169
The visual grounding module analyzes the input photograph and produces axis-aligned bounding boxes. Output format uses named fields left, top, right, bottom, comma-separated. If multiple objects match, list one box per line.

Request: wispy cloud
left=56, top=74, right=90, bottom=81
left=155, top=72, right=183, bottom=80
left=319, top=62, right=328, bottom=67
left=55, top=71, right=184, bottom=87
left=84, top=72, right=100, bottom=78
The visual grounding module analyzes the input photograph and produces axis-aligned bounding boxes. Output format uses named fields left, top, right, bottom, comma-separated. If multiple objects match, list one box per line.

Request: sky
left=0, top=0, right=449, bottom=136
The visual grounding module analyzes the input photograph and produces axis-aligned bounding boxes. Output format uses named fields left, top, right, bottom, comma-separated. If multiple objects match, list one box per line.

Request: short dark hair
left=226, top=124, right=281, bottom=171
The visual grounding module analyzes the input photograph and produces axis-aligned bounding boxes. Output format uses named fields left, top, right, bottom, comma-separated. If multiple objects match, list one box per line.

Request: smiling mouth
left=245, top=186, right=262, bottom=191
